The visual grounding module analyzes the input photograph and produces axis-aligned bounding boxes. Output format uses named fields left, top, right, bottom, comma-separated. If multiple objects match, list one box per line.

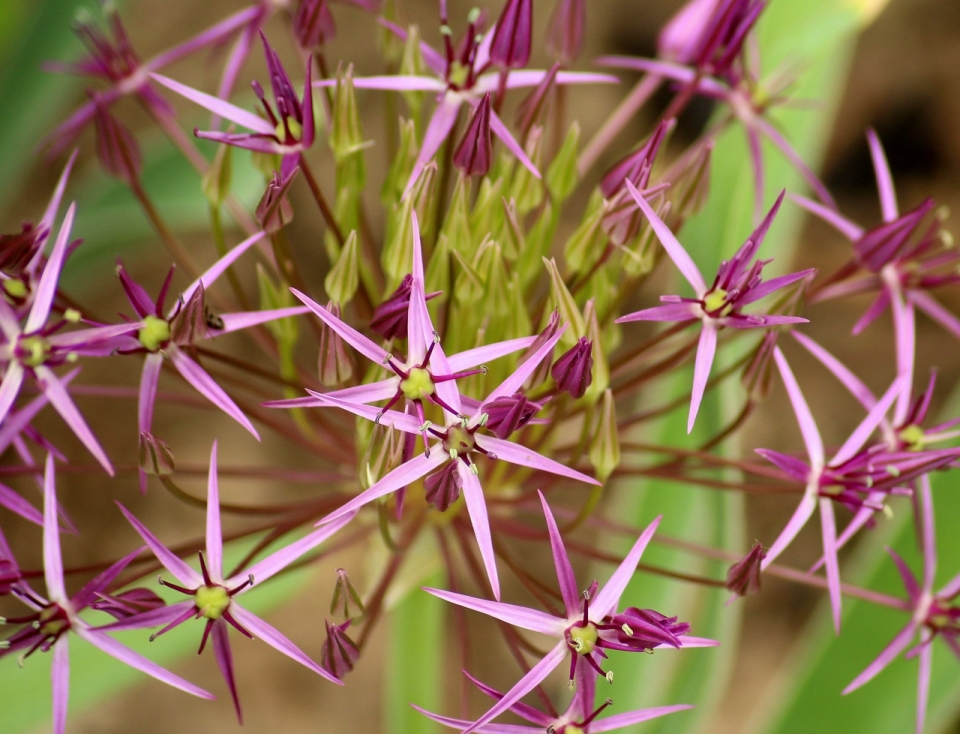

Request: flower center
left=448, top=61, right=471, bottom=88
left=899, top=424, right=926, bottom=451
left=567, top=622, right=599, bottom=654
left=442, top=425, right=476, bottom=458
left=702, top=288, right=731, bottom=316
left=194, top=585, right=231, bottom=620
left=275, top=117, right=303, bottom=143
left=138, top=315, right=171, bottom=352
left=17, top=335, right=50, bottom=367
left=400, top=367, right=436, bottom=401
left=2, top=278, right=27, bottom=300
left=37, top=604, right=71, bottom=639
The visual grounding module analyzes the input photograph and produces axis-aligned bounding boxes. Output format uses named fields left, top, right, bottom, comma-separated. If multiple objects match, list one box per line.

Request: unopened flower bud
left=92, top=588, right=166, bottom=620
left=726, top=543, right=765, bottom=597
left=139, top=431, right=175, bottom=477
left=600, top=120, right=673, bottom=198
left=321, top=619, right=360, bottom=679
left=319, top=301, right=355, bottom=387
left=256, top=168, right=298, bottom=234
left=516, top=63, right=559, bottom=141
left=360, top=422, right=402, bottom=489
left=490, top=0, right=532, bottom=69
left=589, top=390, right=619, bottom=481
left=552, top=337, right=593, bottom=399
left=546, top=0, right=586, bottom=63
left=93, top=100, right=142, bottom=184
left=295, top=0, right=337, bottom=49
left=330, top=568, right=365, bottom=618
left=0, top=225, right=41, bottom=276
left=423, top=461, right=462, bottom=512
left=611, top=607, right=688, bottom=651
left=453, top=94, right=493, bottom=178
left=325, top=230, right=360, bottom=304
left=483, top=391, right=547, bottom=439
left=546, top=121, right=581, bottom=203
left=169, top=284, right=208, bottom=346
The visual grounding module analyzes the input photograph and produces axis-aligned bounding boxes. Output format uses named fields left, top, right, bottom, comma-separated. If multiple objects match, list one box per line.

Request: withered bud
left=741, top=331, right=779, bottom=402
left=726, top=542, right=765, bottom=597
left=552, top=337, right=594, bottom=399
left=0, top=224, right=42, bottom=275
left=423, top=462, right=462, bottom=512
left=321, top=619, right=360, bottom=679
left=330, top=568, right=365, bottom=618
left=483, top=391, right=547, bottom=439
left=139, top=431, right=175, bottom=477
left=319, top=301, right=355, bottom=386
left=92, top=588, right=166, bottom=620
left=256, top=168, right=298, bottom=234
left=169, top=284, right=208, bottom=346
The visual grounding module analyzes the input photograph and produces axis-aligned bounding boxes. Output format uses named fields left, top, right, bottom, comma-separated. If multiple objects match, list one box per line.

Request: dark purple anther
left=424, top=461, right=463, bottom=512
left=552, top=337, right=593, bottom=399
left=489, top=0, right=533, bottom=69
left=453, top=93, right=493, bottom=177
left=483, top=391, right=546, bottom=439
left=93, top=100, right=142, bottom=184
left=321, top=619, right=360, bottom=679
left=725, top=542, right=765, bottom=596
left=92, top=588, right=167, bottom=620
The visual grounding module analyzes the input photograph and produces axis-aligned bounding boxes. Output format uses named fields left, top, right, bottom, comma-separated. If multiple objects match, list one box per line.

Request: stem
left=128, top=177, right=203, bottom=281
left=578, top=74, right=661, bottom=175
left=299, top=157, right=345, bottom=247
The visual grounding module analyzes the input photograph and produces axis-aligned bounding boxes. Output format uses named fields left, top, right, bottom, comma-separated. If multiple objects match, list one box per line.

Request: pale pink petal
left=37, top=150, right=78, bottom=252
left=595, top=56, right=698, bottom=83
left=239, top=510, right=356, bottom=586
left=178, top=231, right=267, bottom=311
left=317, top=452, right=447, bottom=525
left=446, top=336, right=537, bottom=372
left=676, top=636, right=720, bottom=647
left=138, top=353, right=164, bottom=492
left=52, top=637, right=70, bottom=734
left=538, top=491, right=580, bottom=617
left=590, top=705, right=695, bottom=732
left=194, top=130, right=288, bottom=155
left=475, top=435, right=600, bottom=485
left=773, top=347, right=824, bottom=470
left=0, top=367, right=77, bottom=454
left=205, top=441, right=223, bottom=582
left=306, top=391, right=422, bottom=433
left=811, top=494, right=885, bottom=571
left=406, top=210, right=431, bottom=365
left=753, top=116, right=835, bottom=208
left=830, top=376, right=902, bottom=467
left=909, top=289, right=960, bottom=342
left=843, top=621, right=919, bottom=694
left=291, top=288, right=388, bottom=365
left=26, top=203, right=76, bottom=334
left=592, top=515, right=662, bottom=619
left=736, top=270, right=816, bottom=306
left=229, top=603, right=341, bottom=684
left=42, top=454, right=66, bottom=602
left=423, top=587, right=564, bottom=636
left=406, top=96, right=461, bottom=196
left=0, top=361, right=25, bottom=425
left=95, top=600, right=196, bottom=633
left=463, top=642, right=568, bottom=734
left=853, top=289, right=891, bottom=335
left=791, top=332, right=877, bottom=411
left=215, top=306, right=309, bottom=335
left=150, top=73, right=275, bottom=135
left=76, top=627, right=214, bottom=699
left=474, top=70, right=618, bottom=92
left=314, top=75, right=446, bottom=92
left=788, top=192, right=863, bottom=241
left=211, top=13, right=259, bottom=123
left=891, top=292, right=915, bottom=426
left=489, top=108, right=540, bottom=179
left=916, top=635, right=932, bottom=734
left=625, top=180, right=706, bottom=294
left=761, top=483, right=818, bottom=568
left=688, top=323, right=717, bottom=434
left=262, top=395, right=324, bottom=409
left=411, top=707, right=538, bottom=734
left=0, top=481, right=43, bottom=526
left=116, top=502, right=202, bottom=587
left=0, top=299, right=20, bottom=340
left=36, top=365, right=113, bottom=475
left=309, top=379, right=400, bottom=405
left=819, top=497, right=842, bottom=633
left=459, top=461, right=501, bottom=600
left=918, top=475, right=937, bottom=592
left=867, top=129, right=899, bottom=223
left=46, top=322, right=142, bottom=349
left=481, top=327, right=566, bottom=407
left=375, top=19, right=446, bottom=75
left=168, top=346, right=259, bottom=439
left=616, top=303, right=700, bottom=323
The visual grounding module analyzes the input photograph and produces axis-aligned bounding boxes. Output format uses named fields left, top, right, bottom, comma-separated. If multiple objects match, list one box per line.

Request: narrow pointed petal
left=307, top=391, right=422, bottom=433
left=463, top=642, right=568, bottom=734
left=297, top=379, right=398, bottom=406
left=538, top=491, right=580, bottom=617
left=205, top=441, right=223, bottom=581
left=138, top=353, right=164, bottom=493
left=229, top=604, right=341, bottom=684
left=459, top=462, right=500, bottom=600
left=36, top=365, right=114, bottom=475
left=313, top=75, right=446, bottom=92
left=423, top=587, right=563, bottom=636
left=481, top=327, right=565, bottom=407
left=0, top=482, right=43, bottom=526
left=43, top=454, right=66, bottom=602
left=216, top=306, right=309, bottom=335
left=866, top=129, right=898, bottom=222
left=211, top=619, right=243, bottom=722
left=95, top=599, right=195, bottom=633
left=0, top=360, right=25, bottom=426
left=736, top=270, right=816, bottom=306
left=168, top=346, right=259, bottom=439
left=918, top=475, right=937, bottom=591
left=461, top=670, right=554, bottom=725
left=830, top=376, right=902, bottom=467
left=291, top=288, right=388, bottom=365
left=753, top=116, right=835, bottom=208
left=819, top=497, right=842, bottom=633
left=489, top=108, right=540, bottom=179
left=853, top=289, right=891, bottom=335
left=789, top=192, right=864, bottom=241
left=592, top=515, right=662, bottom=619
left=590, top=705, right=696, bottom=732
left=761, top=483, right=819, bottom=567
left=77, top=627, right=214, bottom=698
left=406, top=211, right=431, bottom=365
left=844, top=621, right=919, bottom=693
left=773, top=347, right=824, bottom=470
left=625, top=180, right=705, bottom=294
left=178, top=231, right=266, bottom=310
left=405, top=96, right=460, bottom=197
left=52, top=637, right=69, bottom=734
left=46, top=322, right=142, bottom=349
left=411, top=707, right=538, bottom=734
left=475, top=435, right=600, bottom=485
left=688, top=323, right=717, bottom=433
left=0, top=299, right=20, bottom=341
left=37, top=150, right=78, bottom=247
left=616, top=303, right=699, bottom=323
left=150, top=73, right=275, bottom=135
left=892, top=294, right=915, bottom=426
left=446, top=336, right=537, bottom=372
left=117, top=503, right=202, bottom=587
left=0, top=368, right=77, bottom=454
left=916, top=636, right=932, bottom=734
left=26, top=203, right=76, bottom=334
left=908, top=290, right=960, bottom=342
left=791, top=332, right=877, bottom=411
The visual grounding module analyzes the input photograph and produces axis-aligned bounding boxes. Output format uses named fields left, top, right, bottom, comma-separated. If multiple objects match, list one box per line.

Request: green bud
left=441, top=173, right=473, bottom=258
left=201, top=141, right=233, bottom=206
left=425, top=234, right=451, bottom=322
left=509, top=126, right=544, bottom=214
left=517, top=201, right=558, bottom=289
left=257, top=265, right=298, bottom=345
left=589, top=390, right=620, bottom=483
left=360, top=422, right=404, bottom=490
left=139, top=431, right=175, bottom=477
left=563, top=192, right=607, bottom=273
left=330, top=568, right=365, bottom=619
left=546, top=122, right=580, bottom=202
left=478, top=240, right=509, bottom=322
left=381, top=118, right=418, bottom=205
left=505, top=272, right=532, bottom=341
left=383, top=196, right=416, bottom=284
left=451, top=246, right=485, bottom=305
left=543, top=257, right=584, bottom=347
left=376, top=0, right=404, bottom=62
left=583, top=299, right=609, bottom=401
left=500, top=197, right=524, bottom=261
left=399, top=25, right=427, bottom=128
left=319, top=301, right=355, bottom=387
left=469, top=178, right=505, bottom=250
left=331, top=66, right=368, bottom=189
left=325, top=230, right=360, bottom=304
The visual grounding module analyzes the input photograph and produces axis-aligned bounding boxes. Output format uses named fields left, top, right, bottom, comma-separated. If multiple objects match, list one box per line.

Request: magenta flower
left=0, top=454, right=213, bottom=734
left=328, top=13, right=616, bottom=193
left=114, top=230, right=308, bottom=492
left=422, top=492, right=714, bottom=734
left=151, top=32, right=314, bottom=179
left=102, top=441, right=355, bottom=721
left=843, top=479, right=959, bottom=734
left=415, top=668, right=693, bottom=733
left=617, top=183, right=810, bottom=432
left=794, top=130, right=960, bottom=339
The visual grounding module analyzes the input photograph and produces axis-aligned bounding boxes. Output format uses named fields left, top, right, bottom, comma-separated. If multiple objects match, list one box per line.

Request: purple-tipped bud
left=0, top=557, right=20, bottom=596
left=93, top=100, right=142, bottom=184
left=552, top=337, right=593, bottom=399
left=483, top=392, right=546, bottom=439
left=369, top=275, right=441, bottom=340
left=321, top=619, right=360, bottom=679
left=256, top=168, right=298, bottom=234
left=424, top=462, right=462, bottom=512
left=489, top=0, right=533, bottom=69
left=546, top=0, right=586, bottom=63
left=516, top=63, right=560, bottom=140
left=454, top=94, right=493, bottom=178
left=519, top=309, right=561, bottom=387
left=610, top=607, right=689, bottom=650
left=0, top=224, right=42, bottom=275
left=169, top=284, right=209, bottom=346
left=92, top=588, right=166, bottom=620
left=295, top=0, right=337, bottom=49
left=330, top=568, right=365, bottom=618
left=600, top=119, right=673, bottom=198
left=139, top=431, right=175, bottom=477
left=726, top=542, right=765, bottom=596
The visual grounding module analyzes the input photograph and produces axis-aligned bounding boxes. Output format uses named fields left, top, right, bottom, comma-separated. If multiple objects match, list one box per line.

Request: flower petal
left=26, top=203, right=76, bottom=334
left=866, top=129, right=898, bottom=223
left=215, top=306, right=309, bottom=335
left=830, top=376, right=902, bottom=467
left=916, top=635, right=932, bottom=734
left=843, top=620, right=919, bottom=694
left=177, top=231, right=266, bottom=312
left=52, top=637, right=70, bottom=734
left=405, top=95, right=461, bottom=197
left=411, top=707, right=538, bottom=734
left=475, top=435, right=599, bottom=485
left=538, top=491, right=580, bottom=617
left=489, top=108, right=540, bottom=179
left=789, top=192, right=864, bottom=241
left=772, top=347, right=824, bottom=470
left=116, top=502, right=202, bottom=587
left=291, top=288, right=388, bottom=365
left=168, top=346, right=259, bottom=439
left=616, top=303, right=699, bottom=323
left=0, top=481, right=43, bottom=526
left=480, top=327, right=565, bottom=408
left=590, top=705, right=695, bottom=732
left=314, top=75, right=446, bottom=92
left=43, top=454, right=66, bottom=602
left=306, top=391, right=422, bottom=433
left=95, top=600, right=195, bottom=633
left=423, top=587, right=563, bottom=636
left=908, top=289, right=960, bottom=342
left=458, top=462, right=500, bottom=600
left=212, top=618, right=243, bottom=722
left=819, top=497, right=842, bottom=634
left=761, top=482, right=819, bottom=568
left=688, top=322, right=717, bottom=434
left=791, top=332, right=877, bottom=411
left=205, top=441, right=223, bottom=582
left=150, top=73, right=275, bottom=135
left=592, top=515, right=661, bottom=619
left=0, top=361, right=25, bottom=430
left=445, top=336, right=537, bottom=372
